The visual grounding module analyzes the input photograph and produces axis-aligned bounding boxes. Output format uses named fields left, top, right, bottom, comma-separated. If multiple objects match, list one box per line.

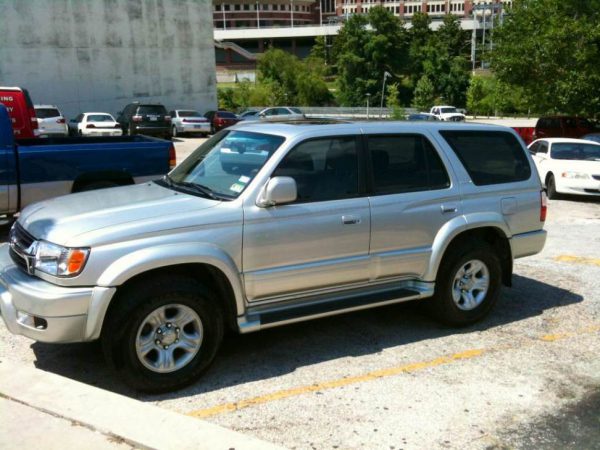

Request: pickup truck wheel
left=102, top=277, right=223, bottom=393
left=427, top=241, right=501, bottom=326
left=546, top=174, right=560, bottom=200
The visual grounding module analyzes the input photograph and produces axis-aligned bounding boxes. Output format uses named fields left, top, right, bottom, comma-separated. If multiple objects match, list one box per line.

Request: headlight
left=34, top=241, right=90, bottom=277
left=561, top=171, right=589, bottom=180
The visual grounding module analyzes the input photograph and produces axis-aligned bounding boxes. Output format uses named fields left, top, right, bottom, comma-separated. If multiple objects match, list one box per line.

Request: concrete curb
left=0, top=360, right=285, bottom=450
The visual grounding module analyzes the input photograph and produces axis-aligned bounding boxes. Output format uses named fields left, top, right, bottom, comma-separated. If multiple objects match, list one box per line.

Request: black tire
left=425, top=240, right=502, bottom=326
left=546, top=174, right=559, bottom=200
left=101, top=276, right=224, bottom=393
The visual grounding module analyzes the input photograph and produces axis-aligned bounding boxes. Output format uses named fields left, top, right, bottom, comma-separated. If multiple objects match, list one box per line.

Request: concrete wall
left=0, top=0, right=217, bottom=119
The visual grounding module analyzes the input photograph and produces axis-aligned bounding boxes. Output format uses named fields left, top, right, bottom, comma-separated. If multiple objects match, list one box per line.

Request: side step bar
left=238, top=281, right=434, bottom=333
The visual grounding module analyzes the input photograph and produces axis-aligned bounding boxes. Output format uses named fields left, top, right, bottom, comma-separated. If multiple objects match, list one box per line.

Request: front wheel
left=102, top=276, right=224, bottom=392
left=426, top=241, right=502, bottom=326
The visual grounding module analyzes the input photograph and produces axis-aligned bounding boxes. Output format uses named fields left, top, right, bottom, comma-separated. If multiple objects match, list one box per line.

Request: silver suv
left=0, top=121, right=547, bottom=392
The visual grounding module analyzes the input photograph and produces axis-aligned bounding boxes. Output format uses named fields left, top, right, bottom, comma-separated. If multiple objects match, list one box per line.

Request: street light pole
left=290, top=0, right=294, bottom=28
left=222, top=5, right=226, bottom=30
left=256, top=1, right=260, bottom=28
left=366, top=93, right=371, bottom=120
left=379, top=71, right=391, bottom=118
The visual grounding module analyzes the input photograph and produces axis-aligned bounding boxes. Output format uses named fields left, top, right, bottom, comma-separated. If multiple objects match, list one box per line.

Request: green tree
left=335, top=7, right=408, bottom=106
left=491, top=0, right=600, bottom=116
left=386, top=83, right=405, bottom=119
left=412, top=75, right=436, bottom=111
left=407, top=12, right=433, bottom=86
left=217, top=87, right=238, bottom=111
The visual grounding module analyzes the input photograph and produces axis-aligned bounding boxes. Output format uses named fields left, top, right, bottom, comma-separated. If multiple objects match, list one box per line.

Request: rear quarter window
left=440, top=131, right=531, bottom=186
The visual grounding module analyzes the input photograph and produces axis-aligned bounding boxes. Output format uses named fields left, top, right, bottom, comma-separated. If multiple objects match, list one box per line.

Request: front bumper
left=0, top=245, right=113, bottom=343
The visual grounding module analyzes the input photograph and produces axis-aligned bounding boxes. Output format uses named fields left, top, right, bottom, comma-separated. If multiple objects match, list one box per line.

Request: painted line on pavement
left=554, top=255, right=600, bottom=267
left=187, top=324, right=600, bottom=419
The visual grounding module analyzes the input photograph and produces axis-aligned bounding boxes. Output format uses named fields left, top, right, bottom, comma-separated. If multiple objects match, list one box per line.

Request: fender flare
left=85, top=243, right=246, bottom=341
left=424, top=213, right=512, bottom=282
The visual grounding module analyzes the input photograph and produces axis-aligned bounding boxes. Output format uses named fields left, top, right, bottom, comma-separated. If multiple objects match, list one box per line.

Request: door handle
left=441, top=204, right=458, bottom=214
left=342, top=215, right=361, bottom=225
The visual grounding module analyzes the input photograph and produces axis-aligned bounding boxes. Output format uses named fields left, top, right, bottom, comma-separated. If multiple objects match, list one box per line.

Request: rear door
left=366, top=133, right=458, bottom=281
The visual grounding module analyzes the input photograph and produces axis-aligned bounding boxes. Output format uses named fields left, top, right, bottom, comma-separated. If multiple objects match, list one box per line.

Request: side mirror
left=257, top=177, right=297, bottom=207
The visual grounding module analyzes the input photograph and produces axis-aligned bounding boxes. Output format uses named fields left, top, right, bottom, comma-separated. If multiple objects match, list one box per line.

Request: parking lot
left=1, top=137, right=599, bottom=449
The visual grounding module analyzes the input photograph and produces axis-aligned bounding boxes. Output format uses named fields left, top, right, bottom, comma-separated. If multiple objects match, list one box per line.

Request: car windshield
left=87, top=114, right=114, bottom=122
left=178, top=110, right=200, bottom=117
left=583, top=134, right=600, bottom=144
left=551, top=143, right=600, bottom=161
left=36, top=108, right=61, bottom=118
left=242, top=111, right=258, bottom=117
left=440, top=107, right=457, bottom=114
left=164, top=130, right=285, bottom=199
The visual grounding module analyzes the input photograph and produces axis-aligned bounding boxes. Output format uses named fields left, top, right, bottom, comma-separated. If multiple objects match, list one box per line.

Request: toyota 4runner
left=0, top=121, right=547, bottom=392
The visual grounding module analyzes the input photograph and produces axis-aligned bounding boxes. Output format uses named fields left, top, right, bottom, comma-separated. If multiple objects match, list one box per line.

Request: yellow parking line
left=554, top=255, right=600, bottom=267
left=187, top=349, right=485, bottom=419
left=186, top=325, right=600, bottom=419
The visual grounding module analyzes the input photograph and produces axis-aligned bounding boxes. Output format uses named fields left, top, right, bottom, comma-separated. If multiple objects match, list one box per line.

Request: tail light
left=132, top=115, right=142, bottom=122
left=86, top=124, right=96, bottom=128
left=57, top=118, right=66, bottom=124
left=540, top=190, right=547, bottom=221
left=169, top=143, right=176, bottom=169
left=165, top=115, right=171, bottom=122
left=114, top=123, right=121, bottom=129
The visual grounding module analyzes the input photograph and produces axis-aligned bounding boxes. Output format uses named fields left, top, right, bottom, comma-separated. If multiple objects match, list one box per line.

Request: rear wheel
left=102, top=276, right=223, bottom=392
left=426, top=240, right=502, bottom=326
left=546, top=174, right=560, bottom=200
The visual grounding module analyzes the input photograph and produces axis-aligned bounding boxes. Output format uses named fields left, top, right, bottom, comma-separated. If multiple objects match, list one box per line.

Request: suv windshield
left=164, top=130, right=285, bottom=199
left=178, top=110, right=200, bottom=117
left=440, top=107, right=457, bottom=114
left=138, top=105, right=166, bottom=115
left=552, top=143, right=600, bottom=160
left=36, top=108, right=61, bottom=118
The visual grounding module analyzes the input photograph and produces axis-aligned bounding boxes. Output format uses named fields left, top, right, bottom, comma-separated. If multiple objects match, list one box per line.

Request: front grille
left=9, top=223, right=37, bottom=273
left=592, top=175, right=600, bottom=181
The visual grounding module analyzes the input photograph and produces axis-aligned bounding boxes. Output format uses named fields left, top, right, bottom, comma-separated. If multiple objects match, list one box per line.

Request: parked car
left=0, top=118, right=547, bottom=392
left=581, top=133, right=600, bottom=144
left=238, top=110, right=260, bottom=121
left=532, top=116, right=597, bottom=141
left=429, top=106, right=466, bottom=122
left=408, top=113, right=439, bottom=121
left=0, top=104, right=175, bottom=217
left=117, top=103, right=171, bottom=139
left=169, top=110, right=210, bottom=137
left=529, top=138, right=600, bottom=199
left=204, top=110, right=240, bottom=133
left=34, top=105, right=69, bottom=137
left=69, top=112, right=122, bottom=137
left=258, top=106, right=305, bottom=120
left=0, top=86, right=39, bottom=138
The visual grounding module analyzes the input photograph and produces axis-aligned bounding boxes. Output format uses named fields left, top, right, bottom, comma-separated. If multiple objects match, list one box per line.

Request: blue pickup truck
left=0, top=104, right=175, bottom=217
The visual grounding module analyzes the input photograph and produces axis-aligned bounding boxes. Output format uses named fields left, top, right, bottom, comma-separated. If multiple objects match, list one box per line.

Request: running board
left=238, top=281, right=434, bottom=333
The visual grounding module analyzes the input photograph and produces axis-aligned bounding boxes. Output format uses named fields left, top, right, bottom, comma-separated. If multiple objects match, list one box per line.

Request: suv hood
left=19, top=182, right=219, bottom=247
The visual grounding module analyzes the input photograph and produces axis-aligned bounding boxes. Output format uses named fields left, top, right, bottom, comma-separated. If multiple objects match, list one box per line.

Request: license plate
left=149, top=116, right=158, bottom=121
left=193, top=125, right=202, bottom=129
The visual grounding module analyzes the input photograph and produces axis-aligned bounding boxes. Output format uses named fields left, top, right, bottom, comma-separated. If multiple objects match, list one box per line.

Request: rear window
left=137, top=105, right=167, bottom=115
left=87, top=114, right=114, bottom=122
left=178, top=110, right=200, bottom=117
left=217, top=112, right=237, bottom=119
left=35, top=108, right=61, bottom=118
left=440, top=131, right=531, bottom=185
left=551, top=143, right=600, bottom=161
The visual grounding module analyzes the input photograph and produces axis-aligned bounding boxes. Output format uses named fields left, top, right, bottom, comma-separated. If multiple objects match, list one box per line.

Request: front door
left=242, top=135, right=370, bottom=302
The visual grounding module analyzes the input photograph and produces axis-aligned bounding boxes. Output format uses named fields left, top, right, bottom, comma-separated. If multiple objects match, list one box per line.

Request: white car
left=429, top=105, right=466, bottom=122
left=529, top=138, right=600, bottom=199
left=169, top=110, right=210, bottom=137
left=69, top=113, right=123, bottom=137
left=257, top=106, right=305, bottom=121
left=34, top=104, right=69, bottom=137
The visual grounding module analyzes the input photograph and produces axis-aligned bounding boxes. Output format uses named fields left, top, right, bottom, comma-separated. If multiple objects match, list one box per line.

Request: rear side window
left=36, top=108, right=61, bottom=118
left=368, top=134, right=450, bottom=194
left=440, top=131, right=531, bottom=185
left=137, top=105, right=166, bottom=115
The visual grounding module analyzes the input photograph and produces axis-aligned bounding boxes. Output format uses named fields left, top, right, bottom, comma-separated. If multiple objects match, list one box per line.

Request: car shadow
left=30, top=274, right=583, bottom=399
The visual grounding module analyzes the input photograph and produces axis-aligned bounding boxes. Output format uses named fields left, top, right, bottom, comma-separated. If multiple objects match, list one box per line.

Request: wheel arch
left=425, top=215, right=513, bottom=287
